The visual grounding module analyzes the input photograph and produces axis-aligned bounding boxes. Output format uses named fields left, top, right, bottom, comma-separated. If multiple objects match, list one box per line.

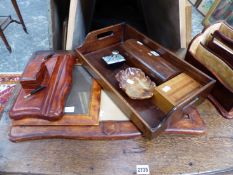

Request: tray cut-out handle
left=77, top=23, right=124, bottom=53
left=97, top=31, right=114, bottom=40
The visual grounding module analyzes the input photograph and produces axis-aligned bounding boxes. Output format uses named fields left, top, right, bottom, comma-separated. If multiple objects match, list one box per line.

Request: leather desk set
left=185, top=22, right=233, bottom=119
left=9, top=22, right=232, bottom=142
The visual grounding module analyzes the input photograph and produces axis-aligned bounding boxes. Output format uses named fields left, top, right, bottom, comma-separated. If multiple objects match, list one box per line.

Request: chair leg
left=11, top=0, right=28, bottom=34
left=0, top=29, right=12, bottom=53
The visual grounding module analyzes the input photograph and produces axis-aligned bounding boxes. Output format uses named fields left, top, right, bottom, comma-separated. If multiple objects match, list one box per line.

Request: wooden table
left=1, top=95, right=233, bottom=174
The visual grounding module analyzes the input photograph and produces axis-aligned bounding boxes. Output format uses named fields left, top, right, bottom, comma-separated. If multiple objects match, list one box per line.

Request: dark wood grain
left=9, top=121, right=141, bottom=142
left=76, top=23, right=215, bottom=138
left=122, top=39, right=181, bottom=84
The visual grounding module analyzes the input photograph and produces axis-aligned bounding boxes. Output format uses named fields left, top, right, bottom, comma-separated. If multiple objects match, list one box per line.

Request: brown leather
left=9, top=51, right=75, bottom=121
left=212, top=31, right=233, bottom=49
left=185, top=48, right=233, bottom=119
left=122, top=39, right=181, bottom=84
left=185, top=23, right=233, bottom=118
left=207, top=35, right=233, bottom=70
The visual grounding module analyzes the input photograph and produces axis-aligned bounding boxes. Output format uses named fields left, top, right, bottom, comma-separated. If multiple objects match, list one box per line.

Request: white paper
left=64, top=106, right=75, bottom=113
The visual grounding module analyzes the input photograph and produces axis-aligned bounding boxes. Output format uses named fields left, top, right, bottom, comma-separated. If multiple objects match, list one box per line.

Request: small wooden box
left=153, top=73, right=201, bottom=113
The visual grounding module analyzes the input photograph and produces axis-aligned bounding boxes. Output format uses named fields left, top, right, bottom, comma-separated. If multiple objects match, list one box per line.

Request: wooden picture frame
left=203, top=0, right=233, bottom=26
left=12, top=79, right=101, bottom=126
left=197, top=0, right=215, bottom=16
left=188, top=0, right=201, bottom=6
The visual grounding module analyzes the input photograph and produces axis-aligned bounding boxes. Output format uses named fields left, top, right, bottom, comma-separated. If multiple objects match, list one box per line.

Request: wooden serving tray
left=76, top=23, right=215, bottom=139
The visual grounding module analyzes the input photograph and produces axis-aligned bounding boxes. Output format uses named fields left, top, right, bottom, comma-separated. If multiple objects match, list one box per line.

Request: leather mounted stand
left=185, top=22, right=233, bottom=119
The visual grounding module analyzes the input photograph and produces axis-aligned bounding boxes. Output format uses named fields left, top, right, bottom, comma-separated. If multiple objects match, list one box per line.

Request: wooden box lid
left=153, top=73, right=201, bottom=113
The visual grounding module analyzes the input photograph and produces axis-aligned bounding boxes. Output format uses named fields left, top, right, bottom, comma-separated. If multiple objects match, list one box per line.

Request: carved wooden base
left=9, top=121, right=142, bottom=142
left=164, top=107, right=206, bottom=135
left=208, top=95, right=233, bottom=119
left=9, top=107, right=205, bottom=142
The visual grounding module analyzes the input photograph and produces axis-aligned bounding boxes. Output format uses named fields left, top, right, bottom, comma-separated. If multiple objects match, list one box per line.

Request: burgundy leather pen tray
left=76, top=23, right=215, bottom=139
left=9, top=51, right=75, bottom=121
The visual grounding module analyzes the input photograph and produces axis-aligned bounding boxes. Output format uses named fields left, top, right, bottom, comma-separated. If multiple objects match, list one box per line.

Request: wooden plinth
left=9, top=107, right=205, bottom=142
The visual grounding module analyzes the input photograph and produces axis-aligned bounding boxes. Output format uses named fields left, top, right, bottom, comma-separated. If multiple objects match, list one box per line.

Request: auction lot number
left=136, top=165, right=150, bottom=175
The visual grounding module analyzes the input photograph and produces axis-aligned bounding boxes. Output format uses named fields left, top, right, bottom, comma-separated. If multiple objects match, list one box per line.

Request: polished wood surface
left=153, top=73, right=201, bottom=113
left=122, top=39, right=181, bottom=84
left=9, top=82, right=205, bottom=141
left=77, top=23, right=215, bottom=138
left=11, top=81, right=101, bottom=126
left=9, top=51, right=75, bottom=121
left=2, top=100, right=233, bottom=174
left=9, top=107, right=205, bottom=141
left=20, top=53, right=49, bottom=89
left=10, top=121, right=141, bottom=142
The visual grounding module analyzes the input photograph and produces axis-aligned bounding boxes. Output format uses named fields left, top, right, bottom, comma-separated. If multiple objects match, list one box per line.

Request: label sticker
left=162, top=86, right=171, bottom=92
left=150, top=51, right=160, bottom=56
left=136, top=165, right=150, bottom=175
left=64, top=106, right=75, bottom=113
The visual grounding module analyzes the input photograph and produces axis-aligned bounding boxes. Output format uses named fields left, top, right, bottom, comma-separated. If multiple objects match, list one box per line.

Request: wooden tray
left=76, top=23, right=215, bottom=139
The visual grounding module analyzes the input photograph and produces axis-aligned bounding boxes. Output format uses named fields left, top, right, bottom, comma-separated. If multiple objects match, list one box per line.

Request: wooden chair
left=0, top=0, right=27, bottom=53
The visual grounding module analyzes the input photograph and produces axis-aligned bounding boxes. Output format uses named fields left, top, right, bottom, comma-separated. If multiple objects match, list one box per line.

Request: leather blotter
left=9, top=52, right=75, bottom=121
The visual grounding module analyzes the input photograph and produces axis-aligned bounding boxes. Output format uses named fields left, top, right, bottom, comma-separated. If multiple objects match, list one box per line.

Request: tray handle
left=77, top=23, right=124, bottom=53
left=96, top=30, right=114, bottom=40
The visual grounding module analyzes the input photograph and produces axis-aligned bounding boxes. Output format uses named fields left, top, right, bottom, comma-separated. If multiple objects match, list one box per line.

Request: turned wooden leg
left=0, top=28, right=12, bottom=53
left=11, top=0, right=28, bottom=34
